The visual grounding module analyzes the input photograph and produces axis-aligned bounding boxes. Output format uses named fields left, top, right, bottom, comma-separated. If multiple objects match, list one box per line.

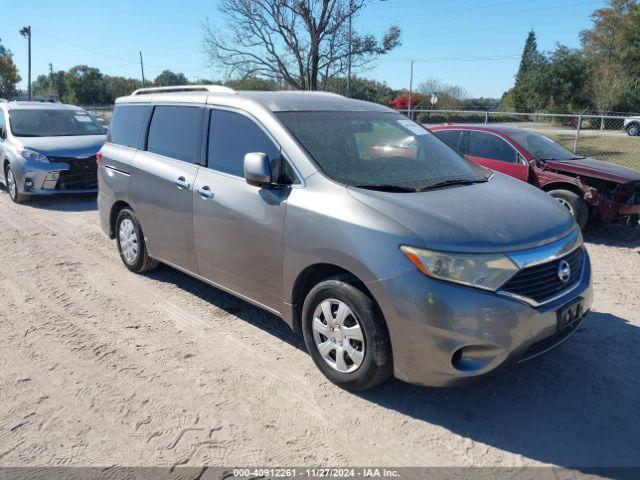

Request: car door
left=0, top=111, right=6, bottom=185
left=131, top=104, right=204, bottom=273
left=466, top=130, right=529, bottom=181
left=192, top=108, right=295, bottom=313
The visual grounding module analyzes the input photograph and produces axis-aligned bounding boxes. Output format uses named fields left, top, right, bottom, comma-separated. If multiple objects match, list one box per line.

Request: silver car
left=0, top=100, right=106, bottom=203
left=98, top=85, right=592, bottom=391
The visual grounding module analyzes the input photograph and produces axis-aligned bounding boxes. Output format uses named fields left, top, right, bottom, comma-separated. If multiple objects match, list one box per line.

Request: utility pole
left=408, top=59, right=415, bottom=118
left=347, top=0, right=353, bottom=97
left=139, top=51, right=146, bottom=85
left=19, top=26, right=32, bottom=100
left=48, top=62, right=55, bottom=100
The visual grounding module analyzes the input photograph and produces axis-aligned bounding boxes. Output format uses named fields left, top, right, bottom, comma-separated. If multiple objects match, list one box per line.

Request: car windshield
left=9, top=109, right=105, bottom=137
left=508, top=130, right=581, bottom=161
left=276, top=111, right=490, bottom=191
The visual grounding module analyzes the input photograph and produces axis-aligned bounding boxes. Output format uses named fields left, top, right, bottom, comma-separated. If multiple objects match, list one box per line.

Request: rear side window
left=468, top=131, right=518, bottom=163
left=208, top=109, right=280, bottom=177
left=107, top=105, right=150, bottom=148
left=434, top=130, right=462, bottom=150
left=146, top=106, right=204, bottom=163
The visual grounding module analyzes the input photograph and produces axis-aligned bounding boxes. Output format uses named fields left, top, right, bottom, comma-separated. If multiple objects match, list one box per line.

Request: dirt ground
left=0, top=192, right=639, bottom=469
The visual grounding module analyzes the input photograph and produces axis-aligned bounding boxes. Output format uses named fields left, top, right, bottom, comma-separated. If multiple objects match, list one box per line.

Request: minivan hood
left=17, top=135, right=106, bottom=158
left=543, top=157, right=640, bottom=184
left=348, top=174, right=575, bottom=253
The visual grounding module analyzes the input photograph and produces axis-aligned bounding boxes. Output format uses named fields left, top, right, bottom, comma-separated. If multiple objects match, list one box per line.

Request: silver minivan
left=98, top=85, right=592, bottom=391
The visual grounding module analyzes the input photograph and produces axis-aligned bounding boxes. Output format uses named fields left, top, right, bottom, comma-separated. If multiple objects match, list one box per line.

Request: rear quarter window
left=107, top=105, right=151, bottom=148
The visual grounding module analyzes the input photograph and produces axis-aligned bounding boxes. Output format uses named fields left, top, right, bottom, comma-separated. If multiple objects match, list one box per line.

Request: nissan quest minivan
left=98, top=85, right=592, bottom=391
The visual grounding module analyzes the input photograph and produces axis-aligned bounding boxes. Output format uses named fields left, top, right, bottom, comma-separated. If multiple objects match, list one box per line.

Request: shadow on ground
left=584, top=222, right=640, bottom=248
left=23, top=194, right=98, bottom=212
left=147, top=262, right=640, bottom=470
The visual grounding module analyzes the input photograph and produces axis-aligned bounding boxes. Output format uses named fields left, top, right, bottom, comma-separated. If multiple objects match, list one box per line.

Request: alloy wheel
left=6, top=168, right=16, bottom=200
left=312, top=299, right=365, bottom=373
left=118, top=218, right=139, bottom=265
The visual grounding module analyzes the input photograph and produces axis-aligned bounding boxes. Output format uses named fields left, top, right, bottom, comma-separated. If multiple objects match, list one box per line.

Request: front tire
left=4, top=165, right=30, bottom=204
left=627, top=123, right=640, bottom=137
left=115, top=208, right=159, bottom=273
left=301, top=275, right=393, bottom=391
left=548, top=189, right=589, bottom=229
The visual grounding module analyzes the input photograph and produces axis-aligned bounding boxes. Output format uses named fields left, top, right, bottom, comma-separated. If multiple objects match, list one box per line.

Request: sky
left=0, top=0, right=607, bottom=99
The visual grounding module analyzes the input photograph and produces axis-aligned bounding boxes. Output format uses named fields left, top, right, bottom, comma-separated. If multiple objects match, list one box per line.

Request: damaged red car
left=429, top=125, right=640, bottom=228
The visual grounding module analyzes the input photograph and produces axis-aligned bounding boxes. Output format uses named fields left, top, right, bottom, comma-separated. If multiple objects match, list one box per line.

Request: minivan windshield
left=276, top=111, right=490, bottom=191
left=508, top=130, right=582, bottom=161
left=9, top=109, right=105, bottom=137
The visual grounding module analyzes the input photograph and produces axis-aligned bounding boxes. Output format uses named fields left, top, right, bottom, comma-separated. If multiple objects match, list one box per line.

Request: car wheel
left=548, top=189, right=589, bottom=229
left=301, top=275, right=393, bottom=391
left=627, top=124, right=640, bottom=137
left=115, top=208, right=159, bottom=273
left=4, top=165, right=29, bottom=204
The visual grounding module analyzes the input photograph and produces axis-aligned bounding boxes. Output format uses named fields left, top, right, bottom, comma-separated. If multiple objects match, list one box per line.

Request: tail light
left=96, top=151, right=103, bottom=164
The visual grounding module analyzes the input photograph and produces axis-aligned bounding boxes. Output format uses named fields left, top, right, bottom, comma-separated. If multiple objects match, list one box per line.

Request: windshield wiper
left=353, top=184, right=417, bottom=192
left=419, top=178, right=486, bottom=191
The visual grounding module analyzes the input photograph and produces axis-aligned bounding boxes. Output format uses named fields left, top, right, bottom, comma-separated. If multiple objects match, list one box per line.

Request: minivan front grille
left=500, top=247, right=584, bottom=304
left=51, top=156, right=98, bottom=190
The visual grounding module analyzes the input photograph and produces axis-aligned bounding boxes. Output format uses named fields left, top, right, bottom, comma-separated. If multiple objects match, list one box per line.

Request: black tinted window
left=0, top=112, right=5, bottom=138
left=434, top=130, right=462, bottom=150
left=209, top=110, right=280, bottom=178
left=468, top=131, right=517, bottom=163
left=147, top=106, right=203, bottom=163
left=108, top=105, right=149, bottom=148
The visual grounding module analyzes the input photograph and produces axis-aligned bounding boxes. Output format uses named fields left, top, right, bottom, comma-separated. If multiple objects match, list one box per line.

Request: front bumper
left=367, top=251, right=593, bottom=387
left=16, top=158, right=97, bottom=195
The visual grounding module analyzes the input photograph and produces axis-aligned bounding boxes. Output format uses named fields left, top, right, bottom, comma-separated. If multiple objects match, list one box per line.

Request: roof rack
left=131, top=85, right=235, bottom=96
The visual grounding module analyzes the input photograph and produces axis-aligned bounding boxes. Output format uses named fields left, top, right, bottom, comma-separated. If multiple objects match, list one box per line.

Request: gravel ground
left=0, top=192, right=639, bottom=470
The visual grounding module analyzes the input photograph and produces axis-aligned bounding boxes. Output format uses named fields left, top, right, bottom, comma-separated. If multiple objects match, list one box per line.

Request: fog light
left=451, top=344, right=507, bottom=372
left=25, top=178, right=34, bottom=188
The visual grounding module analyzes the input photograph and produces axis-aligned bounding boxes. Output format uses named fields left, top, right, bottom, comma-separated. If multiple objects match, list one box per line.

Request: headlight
left=20, top=149, right=49, bottom=163
left=400, top=245, right=519, bottom=291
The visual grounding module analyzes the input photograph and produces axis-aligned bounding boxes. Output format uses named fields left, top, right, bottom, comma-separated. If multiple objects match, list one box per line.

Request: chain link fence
left=410, top=109, right=640, bottom=171
left=82, top=105, right=114, bottom=122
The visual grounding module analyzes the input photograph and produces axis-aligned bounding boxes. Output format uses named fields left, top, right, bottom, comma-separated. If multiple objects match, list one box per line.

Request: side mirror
left=244, top=152, right=272, bottom=187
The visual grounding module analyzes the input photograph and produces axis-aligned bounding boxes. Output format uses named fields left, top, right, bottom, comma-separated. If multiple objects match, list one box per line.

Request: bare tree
left=202, top=0, right=400, bottom=90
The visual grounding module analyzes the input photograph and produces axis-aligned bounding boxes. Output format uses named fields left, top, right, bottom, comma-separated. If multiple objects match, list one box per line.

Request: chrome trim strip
left=497, top=257, right=586, bottom=307
left=103, top=165, right=130, bottom=176
left=506, top=228, right=582, bottom=269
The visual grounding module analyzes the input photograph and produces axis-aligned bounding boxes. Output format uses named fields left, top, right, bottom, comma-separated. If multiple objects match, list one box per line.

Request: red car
left=430, top=125, right=640, bottom=228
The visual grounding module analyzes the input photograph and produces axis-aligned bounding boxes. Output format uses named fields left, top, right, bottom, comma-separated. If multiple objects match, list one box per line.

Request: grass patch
left=548, top=134, right=640, bottom=171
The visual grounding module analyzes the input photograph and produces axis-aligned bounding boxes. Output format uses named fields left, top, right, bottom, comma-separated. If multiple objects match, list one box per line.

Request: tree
left=202, top=0, right=401, bottom=90
left=581, top=0, right=640, bottom=112
left=154, top=70, right=189, bottom=87
left=503, top=30, right=550, bottom=110
left=104, top=76, right=142, bottom=101
left=389, top=91, right=423, bottom=110
left=225, top=76, right=278, bottom=90
left=324, top=75, right=395, bottom=104
left=64, top=65, right=108, bottom=105
left=0, top=38, right=21, bottom=99
left=417, top=78, right=469, bottom=109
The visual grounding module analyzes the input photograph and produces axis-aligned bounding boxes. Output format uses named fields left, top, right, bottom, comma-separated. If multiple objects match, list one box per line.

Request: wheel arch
left=540, top=181, right=585, bottom=197
left=289, top=263, right=380, bottom=335
left=109, top=200, right=133, bottom=239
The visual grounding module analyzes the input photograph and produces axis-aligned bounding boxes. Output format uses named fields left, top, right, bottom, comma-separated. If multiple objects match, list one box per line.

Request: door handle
left=197, top=186, right=214, bottom=199
left=175, top=176, right=190, bottom=189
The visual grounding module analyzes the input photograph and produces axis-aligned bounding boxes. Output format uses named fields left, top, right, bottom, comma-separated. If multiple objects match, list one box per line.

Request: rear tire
left=627, top=123, right=640, bottom=137
left=115, top=208, right=159, bottom=273
left=4, top=165, right=30, bottom=204
left=301, top=275, right=393, bottom=391
left=548, top=189, right=589, bottom=229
